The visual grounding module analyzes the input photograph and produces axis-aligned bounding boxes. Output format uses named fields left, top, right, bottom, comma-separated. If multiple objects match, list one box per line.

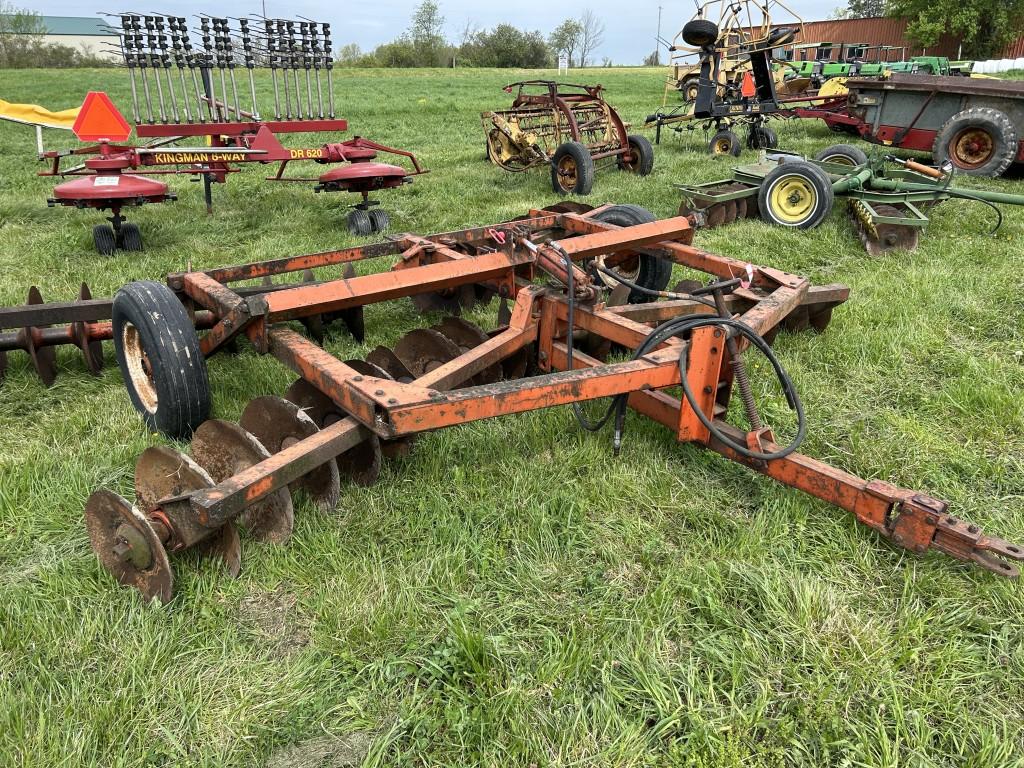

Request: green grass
left=1, top=66, right=1023, bottom=767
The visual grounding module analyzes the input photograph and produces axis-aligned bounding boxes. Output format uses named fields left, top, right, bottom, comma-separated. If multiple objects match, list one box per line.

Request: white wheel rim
left=122, top=322, right=158, bottom=413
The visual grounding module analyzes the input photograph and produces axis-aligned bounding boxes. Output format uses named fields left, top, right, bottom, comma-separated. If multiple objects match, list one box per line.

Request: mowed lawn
left=0, top=65, right=1022, bottom=767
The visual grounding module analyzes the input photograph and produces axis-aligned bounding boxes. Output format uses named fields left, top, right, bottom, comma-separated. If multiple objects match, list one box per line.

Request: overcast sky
left=28, top=0, right=842, bottom=64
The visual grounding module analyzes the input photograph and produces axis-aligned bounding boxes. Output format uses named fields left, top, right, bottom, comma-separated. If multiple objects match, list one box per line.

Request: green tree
left=459, top=24, right=551, bottom=67
left=549, top=18, right=582, bottom=67
left=407, top=0, right=448, bottom=65
left=888, top=0, right=1024, bottom=57
left=848, top=0, right=887, bottom=17
left=0, top=1, right=45, bottom=67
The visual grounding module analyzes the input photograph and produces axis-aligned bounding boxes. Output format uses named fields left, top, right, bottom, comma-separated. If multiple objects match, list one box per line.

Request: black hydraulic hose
left=564, top=260, right=806, bottom=461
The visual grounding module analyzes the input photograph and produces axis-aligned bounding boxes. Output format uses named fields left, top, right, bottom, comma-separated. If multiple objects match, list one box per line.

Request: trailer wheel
left=112, top=280, right=210, bottom=439
left=932, top=107, right=1018, bottom=177
left=682, top=18, right=719, bottom=47
left=709, top=130, right=741, bottom=157
left=747, top=126, right=778, bottom=150
left=368, top=209, right=390, bottom=232
left=591, top=205, right=672, bottom=303
left=347, top=209, right=373, bottom=236
left=617, top=135, right=654, bottom=176
left=680, top=77, right=701, bottom=102
left=117, top=223, right=144, bottom=252
left=759, top=161, right=834, bottom=229
left=551, top=141, right=595, bottom=195
left=93, top=225, right=116, bottom=255
left=814, top=143, right=867, bottom=166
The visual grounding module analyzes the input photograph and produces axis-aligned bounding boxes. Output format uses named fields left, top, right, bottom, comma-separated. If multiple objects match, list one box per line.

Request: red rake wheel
left=84, top=488, right=174, bottom=604
left=240, top=396, right=342, bottom=512
left=134, top=445, right=241, bottom=577
left=23, top=287, right=57, bottom=387
left=283, top=378, right=384, bottom=485
left=431, top=317, right=501, bottom=385
left=190, top=419, right=295, bottom=544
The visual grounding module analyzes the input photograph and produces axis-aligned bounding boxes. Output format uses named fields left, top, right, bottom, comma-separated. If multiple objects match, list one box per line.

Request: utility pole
left=656, top=5, right=662, bottom=65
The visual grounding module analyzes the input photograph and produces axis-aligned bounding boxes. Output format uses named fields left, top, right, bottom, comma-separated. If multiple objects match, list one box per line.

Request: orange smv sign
left=72, top=91, right=132, bottom=143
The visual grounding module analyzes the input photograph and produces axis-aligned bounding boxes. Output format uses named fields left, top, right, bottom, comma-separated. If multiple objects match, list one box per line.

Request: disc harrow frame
left=62, top=206, right=1023, bottom=602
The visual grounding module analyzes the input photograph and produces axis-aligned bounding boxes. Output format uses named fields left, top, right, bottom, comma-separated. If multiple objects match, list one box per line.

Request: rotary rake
left=12, top=205, right=1019, bottom=601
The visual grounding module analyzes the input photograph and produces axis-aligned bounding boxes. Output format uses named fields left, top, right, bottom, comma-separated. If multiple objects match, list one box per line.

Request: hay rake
left=6, top=205, right=1019, bottom=601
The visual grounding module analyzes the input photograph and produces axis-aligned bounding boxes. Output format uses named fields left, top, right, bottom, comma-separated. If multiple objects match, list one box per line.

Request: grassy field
left=1, top=65, right=1023, bottom=767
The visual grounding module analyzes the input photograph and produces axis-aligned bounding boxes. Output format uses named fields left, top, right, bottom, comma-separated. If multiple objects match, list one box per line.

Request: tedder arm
left=8, top=206, right=1014, bottom=602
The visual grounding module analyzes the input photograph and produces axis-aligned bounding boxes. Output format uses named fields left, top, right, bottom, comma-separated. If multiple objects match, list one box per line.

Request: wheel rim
left=122, top=322, right=158, bottom=413
left=594, top=254, right=641, bottom=288
left=950, top=127, right=995, bottom=169
left=712, top=137, right=733, bottom=155
left=556, top=155, right=579, bottom=191
left=769, top=176, right=817, bottom=224
left=620, top=143, right=638, bottom=172
left=686, top=83, right=699, bottom=101
left=822, top=153, right=856, bottom=166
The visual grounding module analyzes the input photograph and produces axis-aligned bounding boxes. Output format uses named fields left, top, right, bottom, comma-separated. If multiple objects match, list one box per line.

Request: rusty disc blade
left=343, top=360, right=416, bottom=459
left=864, top=205, right=920, bottom=257
left=393, top=329, right=461, bottom=378
left=722, top=200, right=738, bottom=224
left=240, top=396, right=341, bottom=512
left=411, top=289, right=464, bottom=315
left=474, top=284, right=496, bottom=306
left=195, top=519, right=242, bottom=577
left=366, top=346, right=414, bottom=383
left=322, top=307, right=365, bottom=343
left=432, top=317, right=501, bottom=385
left=735, top=198, right=748, bottom=220
left=284, top=378, right=386, bottom=485
left=673, top=279, right=705, bottom=295
left=497, top=296, right=512, bottom=326
left=71, top=283, right=103, bottom=375
left=25, top=286, right=57, bottom=387
left=486, top=327, right=528, bottom=380
left=705, top=204, right=726, bottom=229
left=84, top=488, right=174, bottom=604
left=135, top=445, right=215, bottom=513
left=190, top=419, right=294, bottom=544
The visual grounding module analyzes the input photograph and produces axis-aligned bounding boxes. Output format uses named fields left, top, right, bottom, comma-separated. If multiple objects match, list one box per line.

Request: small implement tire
left=932, top=107, right=1018, bottom=177
left=814, top=143, right=868, bottom=166
left=347, top=208, right=373, bottom=236
left=551, top=141, right=595, bottom=195
left=709, top=129, right=742, bottom=157
left=93, top=225, right=116, bottom=255
left=683, top=19, right=719, bottom=47
left=112, top=280, right=210, bottom=439
left=758, top=161, right=834, bottom=229
left=747, top=126, right=778, bottom=150
left=117, top=223, right=144, bottom=252
left=617, top=134, right=655, bottom=176
left=591, top=205, right=672, bottom=304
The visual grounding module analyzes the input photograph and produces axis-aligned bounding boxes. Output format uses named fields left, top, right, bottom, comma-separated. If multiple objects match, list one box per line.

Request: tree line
left=0, top=3, right=115, bottom=67
left=833, top=0, right=1024, bottom=59
left=336, top=1, right=608, bottom=68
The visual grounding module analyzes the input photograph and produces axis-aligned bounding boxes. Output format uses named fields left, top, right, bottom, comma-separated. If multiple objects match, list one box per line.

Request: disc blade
left=196, top=519, right=242, bottom=577
left=431, top=317, right=501, bottom=385
left=190, top=419, right=294, bottom=544
left=73, top=283, right=104, bottom=375
left=366, top=346, right=414, bottom=383
left=84, top=488, right=174, bottom=604
left=392, top=329, right=461, bottom=378
left=240, top=396, right=341, bottom=512
left=283, top=378, right=388, bottom=484
left=25, top=286, right=57, bottom=387
left=411, top=290, right=463, bottom=315
left=135, top=445, right=215, bottom=513
left=342, top=361, right=415, bottom=460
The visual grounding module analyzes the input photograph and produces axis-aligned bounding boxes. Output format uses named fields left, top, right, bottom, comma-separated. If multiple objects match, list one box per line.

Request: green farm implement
left=675, top=143, right=1024, bottom=254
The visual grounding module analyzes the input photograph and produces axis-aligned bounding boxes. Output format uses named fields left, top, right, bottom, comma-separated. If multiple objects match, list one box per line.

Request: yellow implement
left=0, top=98, right=81, bottom=152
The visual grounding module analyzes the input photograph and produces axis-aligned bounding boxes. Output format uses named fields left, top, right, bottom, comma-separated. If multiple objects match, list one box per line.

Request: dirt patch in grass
left=265, top=731, right=373, bottom=768
left=237, top=585, right=311, bottom=656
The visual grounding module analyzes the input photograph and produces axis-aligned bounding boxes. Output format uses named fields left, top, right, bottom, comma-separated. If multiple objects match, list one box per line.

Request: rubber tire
left=758, top=161, right=834, bottom=229
left=617, top=134, right=655, bottom=176
left=550, top=141, right=595, bottom=195
left=368, top=209, right=390, bottom=232
left=112, top=280, right=210, bottom=439
left=591, top=204, right=672, bottom=304
left=747, top=126, right=779, bottom=150
left=709, top=130, right=742, bottom=157
left=814, top=143, right=867, bottom=166
left=347, top=209, right=373, bottom=236
left=932, top=107, right=1018, bottom=177
left=680, top=77, right=701, bottom=102
left=683, top=18, right=719, bottom=47
left=93, top=224, right=116, bottom=255
left=117, top=223, right=144, bottom=252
